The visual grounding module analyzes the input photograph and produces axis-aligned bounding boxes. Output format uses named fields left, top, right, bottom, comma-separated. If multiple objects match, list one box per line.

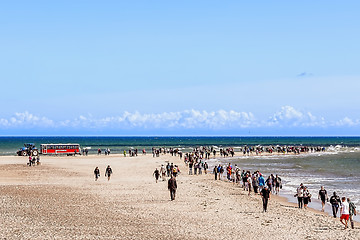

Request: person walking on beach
left=226, top=163, right=232, bottom=181
left=330, top=192, right=341, bottom=218
left=303, top=186, right=311, bottom=209
left=160, top=164, right=166, bottom=181
left=168, top=175, right=177, bottom=201
left=105, top=165, right=112, bottom=181
left=340, top=197, right=350, bottom=229
left=28, top=156, right=32, bottom=166
left=266, top=176, right=273, bottom=193
left=260, top=186, right=271, bottom=212
left=166, top=163, right=171, bottom=177
left=348, top=198, right=357, bottom=229
left=188, top=161, right=193, bottom=175
left=217, top=165, right=222, bottom=180
left=247, top=173, right=252, bottom=196
left=213, top=166, right=218, bottom=180
left=204, top=162, right=208, bottom=174
left=153, top=168, right=160, bottom=183
left=274, top=175, right=282, bottom=194
left=296, top=183, right=304, bottom=209
left=318, top=186, right=328, bottom=212
left=252, top=173, right=259, bottom=194
left=258, top=174, right=265, bottom=192
left=94, top=167, right=100, bottom=181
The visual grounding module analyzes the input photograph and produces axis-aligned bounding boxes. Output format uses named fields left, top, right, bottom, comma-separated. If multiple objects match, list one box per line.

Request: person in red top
left=226, top=163, right=232, bottom=181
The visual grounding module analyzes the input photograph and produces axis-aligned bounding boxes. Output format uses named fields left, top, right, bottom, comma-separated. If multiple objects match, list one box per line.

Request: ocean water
left=0, top=136, right=359, bottom=218
left=1, top=136, right=360, bottom=155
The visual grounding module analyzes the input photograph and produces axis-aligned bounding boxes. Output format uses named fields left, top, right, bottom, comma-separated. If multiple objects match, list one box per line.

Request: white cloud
left=0, top=107, right=359, bottom=131
left=268, top=106, right=326, bottom=127
left=0, top=111, right=53, bottom=128
left=334, top=117, right=360, bottom=127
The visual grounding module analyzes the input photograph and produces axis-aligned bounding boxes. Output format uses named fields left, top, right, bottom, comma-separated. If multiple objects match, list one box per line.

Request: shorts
left=340, top=214, right=349, bottom=220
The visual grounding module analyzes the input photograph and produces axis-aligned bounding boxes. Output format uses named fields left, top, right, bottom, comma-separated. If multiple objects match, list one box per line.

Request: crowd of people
left=295, top=184, right=357, bottom=229
left=89, top=144, right=356, bottom=229
left=81, top=144, right=327, bottom=158
left=27, top=155, right=41, bottom=166
left=153, top=162, right=180, bottom=200
left=209, top=163, right=282, bottom=212
left=241, top=145, right=326, bottom=155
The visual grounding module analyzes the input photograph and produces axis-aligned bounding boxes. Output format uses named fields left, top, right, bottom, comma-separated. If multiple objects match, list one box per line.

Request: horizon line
left=1, top=135, right=360, bottom=137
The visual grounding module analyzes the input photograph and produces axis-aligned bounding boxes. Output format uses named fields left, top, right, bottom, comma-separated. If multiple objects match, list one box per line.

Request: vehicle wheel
left=32, top=150, right=39, bottom=156
left=21, top=151, right=27, bottom=156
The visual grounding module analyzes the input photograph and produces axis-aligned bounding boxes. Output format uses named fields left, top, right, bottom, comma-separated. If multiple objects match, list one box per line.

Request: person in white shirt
left=296, top=183, right=304, bottom=209
left=340, top=197, right=350, bottom=229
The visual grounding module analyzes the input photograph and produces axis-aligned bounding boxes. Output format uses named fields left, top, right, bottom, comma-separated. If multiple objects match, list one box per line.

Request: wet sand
left=0, top=154, right=358, bottom=240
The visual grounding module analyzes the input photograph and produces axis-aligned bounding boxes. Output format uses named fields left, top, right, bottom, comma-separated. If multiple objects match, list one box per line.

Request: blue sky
left=1, top=1, right=360, bottom=135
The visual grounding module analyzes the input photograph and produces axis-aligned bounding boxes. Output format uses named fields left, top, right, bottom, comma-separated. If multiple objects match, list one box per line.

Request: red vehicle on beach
left=40, top=144, right=80, bottom=155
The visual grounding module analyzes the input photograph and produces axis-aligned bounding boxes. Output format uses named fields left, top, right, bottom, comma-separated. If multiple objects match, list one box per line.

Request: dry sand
left=0, top=154, right=358, bottom=240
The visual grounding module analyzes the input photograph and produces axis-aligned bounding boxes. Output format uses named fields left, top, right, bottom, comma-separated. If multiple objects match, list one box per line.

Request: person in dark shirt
left=105, top=165, right=112, bottom=181
left=260, top=186, right=271, bottom=212
left=94, top=167, right=100, bottom=181
left=318, top=186, right=328, bottom=212
left=330, top=192, right=341, bottom=217
left=153, top=168, right=160, bottom=183
left=168, top=176, right=177, bottom=201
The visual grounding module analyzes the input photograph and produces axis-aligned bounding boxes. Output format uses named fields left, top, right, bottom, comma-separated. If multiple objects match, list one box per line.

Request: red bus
left=40, top=144, right=80, bottom=155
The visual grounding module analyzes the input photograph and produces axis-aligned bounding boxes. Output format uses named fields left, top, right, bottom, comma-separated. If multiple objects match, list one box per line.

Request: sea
left=1, top=136, right=360, bottom=219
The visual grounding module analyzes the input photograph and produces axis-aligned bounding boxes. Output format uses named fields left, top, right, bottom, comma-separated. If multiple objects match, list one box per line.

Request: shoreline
left=0, top=154, right=358, bottom=239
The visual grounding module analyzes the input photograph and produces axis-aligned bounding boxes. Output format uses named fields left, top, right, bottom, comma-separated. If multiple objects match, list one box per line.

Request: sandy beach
left=0, top=153, right=358, bottom=240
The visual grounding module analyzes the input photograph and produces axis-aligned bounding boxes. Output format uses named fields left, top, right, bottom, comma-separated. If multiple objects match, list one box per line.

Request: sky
left=0, top=1, right=360, bottom=136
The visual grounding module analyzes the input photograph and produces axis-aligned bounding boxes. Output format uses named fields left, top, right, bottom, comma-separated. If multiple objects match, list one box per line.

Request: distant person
left=303, top=186, right=311, bottom=209
left=258, top=174, right=265, bottom=192
left=260, top=186, right=271, bottom=212
left=348, top=198, right=357, bottom=229
left=204, top=162, right=208, bottom=174
left=28, top=156, right=32, bottom=166
left=318, top=186, right=328, bottom=212
left=105, top=165, right=112, bottom=181
left=274, top=175, right=282, bottom=194
left=160, top=164, right=166, bottom=181
left=168, top=175, right=177, bottom=201
left=188, top=161, right=193, bottom=175
left=213, top=166, right=218, bottom=180
left=98, top=148, right=101, bottom=155
left=153, top=168, right=160, bottom=183
left=330, top=192, right=341, bottom=218
left=296, top=183, right=304, bottom=209
left=94, top=167, right=100, bottom=181
left=166, top=163, right=171, bottom=177
left=340, top=197, right=350, bottom=229
left=226, top=163, right=232, bottom=181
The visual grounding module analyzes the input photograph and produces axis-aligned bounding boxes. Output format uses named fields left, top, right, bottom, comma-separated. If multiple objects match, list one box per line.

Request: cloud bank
left=0, top=106, right=359, bottom=134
